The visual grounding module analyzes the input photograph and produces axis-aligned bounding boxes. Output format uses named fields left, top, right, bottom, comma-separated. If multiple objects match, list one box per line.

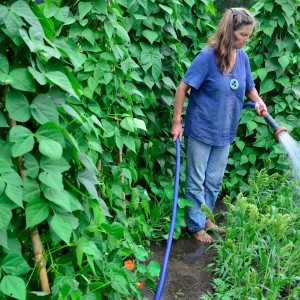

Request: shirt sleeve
left=245, top=53, right=255, bottom=91
left=182, top=50, right=209, bottom=89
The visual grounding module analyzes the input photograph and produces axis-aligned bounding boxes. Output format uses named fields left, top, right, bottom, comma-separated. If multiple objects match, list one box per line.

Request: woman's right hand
left=170, top=121, right=183, bottom=142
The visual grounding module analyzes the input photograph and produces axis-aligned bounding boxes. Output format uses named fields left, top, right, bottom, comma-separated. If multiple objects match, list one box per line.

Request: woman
left=170, top=8, right=267, bottom=243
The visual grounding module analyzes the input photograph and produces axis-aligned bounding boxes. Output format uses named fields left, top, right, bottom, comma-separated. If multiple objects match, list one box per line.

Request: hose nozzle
left=260, top=109, right=287, bottom=139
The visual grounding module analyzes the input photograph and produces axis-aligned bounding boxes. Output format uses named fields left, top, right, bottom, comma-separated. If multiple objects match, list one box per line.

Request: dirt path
left=143, top=236, right=214, bottom=300
left=143, top=200, right=226, bottom=300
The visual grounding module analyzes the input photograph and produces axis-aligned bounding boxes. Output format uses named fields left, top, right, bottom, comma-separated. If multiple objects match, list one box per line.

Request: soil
left=142, top=200, right=226, bottom=300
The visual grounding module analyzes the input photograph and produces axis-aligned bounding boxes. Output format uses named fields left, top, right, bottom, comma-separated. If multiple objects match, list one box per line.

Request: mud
left=143, top=200, right=226, bottom=300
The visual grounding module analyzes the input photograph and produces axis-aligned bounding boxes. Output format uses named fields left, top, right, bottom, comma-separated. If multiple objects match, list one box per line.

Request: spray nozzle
left=259, top=108, right=287, bottom=139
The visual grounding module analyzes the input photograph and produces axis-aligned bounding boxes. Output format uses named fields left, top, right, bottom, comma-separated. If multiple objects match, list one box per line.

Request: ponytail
left=207, top=8, right=255, bottom=74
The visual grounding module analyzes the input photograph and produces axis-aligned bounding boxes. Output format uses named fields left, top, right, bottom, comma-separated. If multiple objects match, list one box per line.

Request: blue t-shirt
left=183, top=47, right=255, bottom=146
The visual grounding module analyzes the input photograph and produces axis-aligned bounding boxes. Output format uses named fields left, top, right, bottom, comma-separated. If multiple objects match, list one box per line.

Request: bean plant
left=0, top=0, right=214, bottom=298
left=225, top=0, right=300, bottom=197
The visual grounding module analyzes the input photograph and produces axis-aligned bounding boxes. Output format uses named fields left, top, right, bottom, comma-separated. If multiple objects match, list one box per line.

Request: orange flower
left=137, top=282, right=144, bottom=289
left=124, top=260, right=134, bottom=271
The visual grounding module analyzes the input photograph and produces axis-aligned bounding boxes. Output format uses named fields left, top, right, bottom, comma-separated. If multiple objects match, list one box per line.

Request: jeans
left=184, top=136, right=230, bottom=232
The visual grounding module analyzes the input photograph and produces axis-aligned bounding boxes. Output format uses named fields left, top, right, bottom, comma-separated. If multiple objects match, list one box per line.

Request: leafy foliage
left=224, top=0, right=300, bottom=197
left=0, top=0, right=214, bottom=298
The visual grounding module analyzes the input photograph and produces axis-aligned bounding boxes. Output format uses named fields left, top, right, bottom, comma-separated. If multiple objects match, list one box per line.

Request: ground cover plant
left=201, top=168, right=300, bottom=299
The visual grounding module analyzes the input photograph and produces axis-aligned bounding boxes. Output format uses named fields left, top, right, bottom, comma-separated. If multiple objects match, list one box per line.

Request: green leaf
left=28, top=67, right=47, bottom=85
left=141, top=46, right=162, bottom=81
left=77, top=168, right=99, bottom=199
left=0, top=275, right=26, bottom=300
left=6, top=90, right=30, bottom=122
left=278, top=55, right=289, bottom=71
left=178, top=198, right=193, bottom=208
left=9, top=125, right=34, bottom=157
left=0, top=54, right=9, bottom=81
left=120, top=117, right=135, bottom=132
left=0, top=206, right=12, bottom=229
left=24, top=154, right=39, bottom=178
left=8, top=68, right=35, bottom=92
left=236, top=141, right=245, bottom=151
left=282, top=3, right=294, bottom=18
left=40, top=156, right=70, bottom=174
left=110, top=222, right=124, bottom=240
left=1, top=253, right=31, bottom=275
left=30, top=94, right=59, bottom=125
left=142, top=30, right=158, bottom=44
left=78, top=2, right=93, bottom=20
left=0, top=228, right=8, bottom=249
left=256, top=68, right=268, bottom=82
left=5, top=183, right=23, bottom=207
left=115, top=25, right=131, bottom=43
left=94, top=0, right=107, bottom=12
left=36, top=122, right=65, bottom=147
left=162, top=76, right=177, bottom=89
left=68, top=191, right=83, bottom=212
left=39, top=139, right=62, bottom=161
left=259, top=79, right=276, bottom=95
left=44, top=187, right=71, bottom=212
left=39, top=171, right=63, bottom=190
left=263, top=27, right=274, bottom=37
left=111, top=275, right=128, bottom=295
left=26, top=198, right=49, bottom=228
left=122, top=135, right=136, bottom=152
left=23, top=177, right=40, bottom=202
left=240, top=155, right=248, bottom=165
left=246, top=121, right=258, bottom=132
left=0, top=111, right=9, bottom=128
left=54, top=38, right=86, bottom=71
left=159, top=4, right=173, bottom=15
left=45, top=71, right=79, bottom=99
left=11, top=0, right=43, bottom=34
left=131, top=187, right=139, bottom=210
left=249, top=154, right=256, bottom=165
left=50, top=214, right=73, bottom=244
left=133, top=14, right=147, bottom=20
left=2, top=10, right=24, bottom=46
left=147, top=261, right=160, bottom=277
left=82, top=28, right=95, bottom=45
left=275, top=76, right=290, bottom=87
left=254, top=54, right=264, bottom=67
left=133, top=118, right=147, bottom=131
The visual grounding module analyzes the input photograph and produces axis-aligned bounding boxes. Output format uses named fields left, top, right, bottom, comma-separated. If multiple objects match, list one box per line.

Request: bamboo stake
left=6, top=109, right=50, bottom=292
left=29, top=227, right=50, bottom=292
left=118, top=148, right=126, bottom=214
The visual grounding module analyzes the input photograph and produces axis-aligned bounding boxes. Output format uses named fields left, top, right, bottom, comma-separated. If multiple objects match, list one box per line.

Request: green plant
left=0, top=0, right=215, bottom=298
left=224, top=0, right=300, bottom=197
left=203, top=168, right=300, bottom=299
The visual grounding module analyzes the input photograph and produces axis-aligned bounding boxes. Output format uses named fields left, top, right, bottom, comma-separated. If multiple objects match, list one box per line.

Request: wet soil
left=143, top=200, right=226, bottom=300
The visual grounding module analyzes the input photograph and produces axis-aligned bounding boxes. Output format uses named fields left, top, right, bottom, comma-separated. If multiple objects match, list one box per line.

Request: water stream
left=277, top=131, right=300, bottom=183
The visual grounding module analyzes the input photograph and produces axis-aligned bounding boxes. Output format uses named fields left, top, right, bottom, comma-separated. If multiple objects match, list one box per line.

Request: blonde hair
left=207, top=8, right=255, bottom=74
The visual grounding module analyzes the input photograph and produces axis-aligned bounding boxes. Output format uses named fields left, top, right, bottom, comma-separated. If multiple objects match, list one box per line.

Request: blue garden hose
left=153, top=102, right=255, bottom=299
left=154, top=137, right=181, bottom=300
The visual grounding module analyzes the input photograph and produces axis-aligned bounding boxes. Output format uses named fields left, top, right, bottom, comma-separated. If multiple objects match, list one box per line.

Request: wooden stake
left=29, top=227, right=50, bottom=292
left=118, top=148, right=126, bottom=214
left=7, top=110, right=50, bottom=292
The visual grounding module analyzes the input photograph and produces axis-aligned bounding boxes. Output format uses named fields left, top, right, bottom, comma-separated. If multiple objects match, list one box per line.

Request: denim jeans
left=184, top=136, right=230, bottom=232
